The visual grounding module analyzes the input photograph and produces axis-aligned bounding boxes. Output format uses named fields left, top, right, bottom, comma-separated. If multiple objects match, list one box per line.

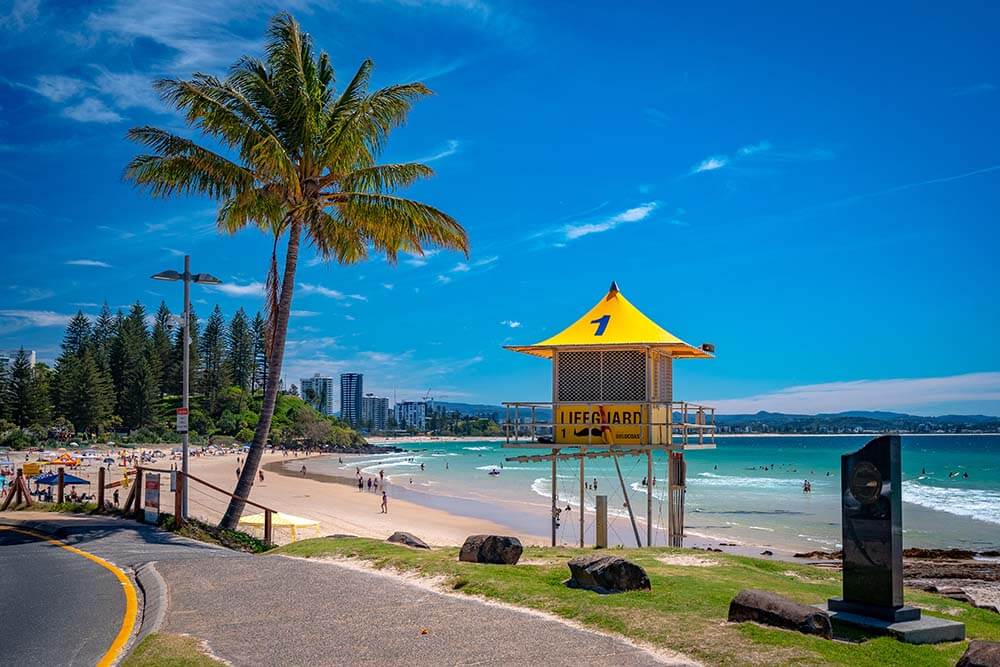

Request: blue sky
left=1, top=0, right=998, bottom=415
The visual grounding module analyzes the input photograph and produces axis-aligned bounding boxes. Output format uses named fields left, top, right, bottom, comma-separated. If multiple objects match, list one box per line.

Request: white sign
left=176, top=407, right=189, bottom=433
left=144, top=473, right=160, bottom=524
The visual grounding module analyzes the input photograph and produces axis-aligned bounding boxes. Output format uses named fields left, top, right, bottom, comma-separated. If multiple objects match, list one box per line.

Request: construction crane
left=422, top=388, right=434, bottom=411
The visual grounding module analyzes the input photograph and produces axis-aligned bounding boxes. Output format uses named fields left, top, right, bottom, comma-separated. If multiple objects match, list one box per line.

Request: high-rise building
left=0, top=349, right=36, bottom=370
left=300, top=374, right=335, bottom=416
left=361, top=394, right=390, bottom=432
left=340, top=373, right=363, bottom=427
left=394, top=401, right=427, bottom=430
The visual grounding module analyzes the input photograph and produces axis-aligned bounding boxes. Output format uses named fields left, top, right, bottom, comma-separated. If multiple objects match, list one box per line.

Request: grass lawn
left=122, top=633, right=221, bottom=666
left=273, top=538, right=997, bottom=666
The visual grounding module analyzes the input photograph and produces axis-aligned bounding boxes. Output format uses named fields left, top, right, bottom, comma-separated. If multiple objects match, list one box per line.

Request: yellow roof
left=505, top=282, right=712, bottom=359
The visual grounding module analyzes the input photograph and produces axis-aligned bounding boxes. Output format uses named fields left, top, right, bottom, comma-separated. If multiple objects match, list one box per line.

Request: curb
left=134, top=562, right=168, bottom=644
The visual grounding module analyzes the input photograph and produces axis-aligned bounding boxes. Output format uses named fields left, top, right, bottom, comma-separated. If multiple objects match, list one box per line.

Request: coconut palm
left=124, top=12, right=468, bottom=529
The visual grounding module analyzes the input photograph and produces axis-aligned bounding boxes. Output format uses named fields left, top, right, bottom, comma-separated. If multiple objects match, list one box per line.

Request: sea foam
left=902, top=480, right=1000, bottom=525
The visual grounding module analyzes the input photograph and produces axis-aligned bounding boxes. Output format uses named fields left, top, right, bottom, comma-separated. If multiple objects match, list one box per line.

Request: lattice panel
left=602, top=350, right=647, bottom=401
left=557, top=351, right=601, bottom=401
left=656, top=355, right=673, bottom=401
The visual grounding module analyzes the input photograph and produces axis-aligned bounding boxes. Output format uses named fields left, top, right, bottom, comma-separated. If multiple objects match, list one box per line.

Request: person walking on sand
left=358, top=476, right=364, bottom=491
left=259, top=469, right=264, bottom=483
left=381, top=490, right=388, bottom=514
left=113, top=489, right=119, bottom=507
left=301, top=465, right=307, bottom=477
left=236, top=467, right=241, bottom=480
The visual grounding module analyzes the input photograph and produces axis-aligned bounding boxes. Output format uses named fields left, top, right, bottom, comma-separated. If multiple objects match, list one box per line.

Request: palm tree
left=124, top=12, right=468, bottom=529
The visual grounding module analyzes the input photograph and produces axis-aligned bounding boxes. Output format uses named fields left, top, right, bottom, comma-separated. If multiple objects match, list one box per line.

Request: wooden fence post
left=134, top=468, right=144, bottom=519
left=97, top=467, right=105, bottom=509
left=174, top=472, right=184, bottom=526
left=57, top=467, right=65, bottom=504
left=264, top=509, right=272, bottom=545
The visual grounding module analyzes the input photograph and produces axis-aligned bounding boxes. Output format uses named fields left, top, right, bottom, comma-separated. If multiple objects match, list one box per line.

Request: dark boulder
left=566, top=554, right=650, bottom=594
left=387, top=531, right=430, bottom=549
left=459, top=535, right=523, bottom=564
left=958, top=640, right=1000, bottom=667
left=728, top=589, right=832, bottom=639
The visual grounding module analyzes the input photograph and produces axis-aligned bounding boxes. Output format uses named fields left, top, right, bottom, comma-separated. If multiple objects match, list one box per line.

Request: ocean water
left=309, top=435, right=1000, bottom=551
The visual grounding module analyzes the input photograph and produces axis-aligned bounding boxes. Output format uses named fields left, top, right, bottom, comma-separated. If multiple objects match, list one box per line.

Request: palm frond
left=340, top=162, right=434, bottom=193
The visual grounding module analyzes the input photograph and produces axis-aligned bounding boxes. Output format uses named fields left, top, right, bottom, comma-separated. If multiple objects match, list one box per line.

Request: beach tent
left=34, top=472, right=90, bottom=486
left=45, top=453, right=80, bottom=467
left=238, top=512, right=321, bottom=542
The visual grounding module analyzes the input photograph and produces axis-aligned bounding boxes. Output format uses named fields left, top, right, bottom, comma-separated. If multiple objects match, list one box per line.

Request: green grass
left=272, top=538, right=997, bottom=666
left=122, top=633, right=222, bottom=666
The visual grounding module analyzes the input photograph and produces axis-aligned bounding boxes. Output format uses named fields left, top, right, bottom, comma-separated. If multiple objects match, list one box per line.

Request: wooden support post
left=646, top=449, right=654, bottom=548
left=134, top=468, right=144, bottom=519
left=97, top=467, right=105, bottom=509
left=57, top=467, right=65, bottom=504
left=264, top=508, right=273, bottom=545
left=595, top=495, right=608, bottom=548
left=551, top=448, right=558, bottom=547
left=579, top=450, right=585, bottom=548
left=174, top=472, right=184, bottom=526
left=611, top=449, right=642, bottom=548
left=122, top=474, right=137, bottom=515
left=1, top=471, right=20, bottom=511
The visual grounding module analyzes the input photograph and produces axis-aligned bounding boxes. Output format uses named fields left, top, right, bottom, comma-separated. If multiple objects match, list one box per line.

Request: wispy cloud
left=401, top=58, right=467, bottom=83
left=0, top=0, right=39, bottom=30
left=9, top=285, right=54, bottom=303
left=436, top=274, right=452, bottom=284
left=417, top=139, right=461, bottom=163
left=291, top=310, right=321, bottom=317
left=564, top=202, right=659, bottom=240
left=382, top=283, right=395, bottom=290
left=737, top=140, right=772, bottom=156
left=451, top=262, right=470, bottom=273
left=210, top=281, right=264, bottom=297
left=691, top=155, right=728, bottom=173
left=299, top=283, right=367, bottom=301
left=500, top=319, right=521, bottom=328
left=66, top=259, right=112, bottom=268
left=951, top=82, right=996, bottom=97
left=162, top=247, right=186, bottom=257
left=702, top=372, right=1000, bottom=415
left=642, top=107, right=669, bottom=126
left=32, top=74, right=87, bottom=102
left=474, top=256, right=499, bottom=267
left=0, top=309, right=72, bottom=333
left=91, top=66, right=160, bottom=111
left=97, top=225, right=136, bottom=240
left=403, top=249, right=441, bottom=267
left=63, top=98, right=122, bottom=123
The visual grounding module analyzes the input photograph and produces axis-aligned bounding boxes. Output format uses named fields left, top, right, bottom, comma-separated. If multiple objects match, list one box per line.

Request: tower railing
left=501, top=400, right=716, bottom=450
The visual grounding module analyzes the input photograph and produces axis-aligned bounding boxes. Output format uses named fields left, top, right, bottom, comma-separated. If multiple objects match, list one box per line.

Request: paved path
left=0, top=513, right=690, bottom=666
left=0, top=527, right=125, bottom=667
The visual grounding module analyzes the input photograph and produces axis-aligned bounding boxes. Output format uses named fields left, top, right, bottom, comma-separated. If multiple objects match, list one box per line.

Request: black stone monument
left=828, top=434, right=920, bottom=622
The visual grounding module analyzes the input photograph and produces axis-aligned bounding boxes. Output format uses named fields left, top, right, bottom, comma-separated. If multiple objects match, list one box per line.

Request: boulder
left=459, top=535, right=523, bottom=564
left=566, top=554, right=650, bottom=594
left=957, top=641, right=1000, bottom=667
left=727, top=589, right=832, bottom=639
left=387, top=531, right=430, bottom=550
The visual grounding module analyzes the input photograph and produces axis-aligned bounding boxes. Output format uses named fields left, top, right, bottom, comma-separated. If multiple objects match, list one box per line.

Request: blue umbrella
left=34, top=472, right=90, bottom=485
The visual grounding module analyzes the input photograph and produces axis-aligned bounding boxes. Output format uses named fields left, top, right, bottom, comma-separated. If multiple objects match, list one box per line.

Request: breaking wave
left=902, top=480, right=1000, bottom=525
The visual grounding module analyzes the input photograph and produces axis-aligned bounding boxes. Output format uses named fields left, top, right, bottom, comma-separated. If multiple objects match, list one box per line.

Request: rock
left=459, top=535, right=522, bottom=565
left=566, top=554, right=651, bottom=594
left=387, top=531, right=430, bottom=549
left=793, top=549, right=842, bottom=559
left=727, top=589, right=832, bottom=639
left=957, top=640, right=1000, bottom=667
left=760, top=550, right=773, bottom=556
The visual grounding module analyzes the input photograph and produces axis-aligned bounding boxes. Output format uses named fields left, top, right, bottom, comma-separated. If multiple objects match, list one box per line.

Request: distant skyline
left=1, top=1, right=998, bottom=415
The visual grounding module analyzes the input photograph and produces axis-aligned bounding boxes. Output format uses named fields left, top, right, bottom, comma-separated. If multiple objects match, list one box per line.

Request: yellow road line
left=0, top=525, right=138, bottom=666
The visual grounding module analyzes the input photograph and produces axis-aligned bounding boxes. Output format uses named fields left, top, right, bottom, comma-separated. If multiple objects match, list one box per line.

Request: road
left=0, top=526, right=129, bottom=667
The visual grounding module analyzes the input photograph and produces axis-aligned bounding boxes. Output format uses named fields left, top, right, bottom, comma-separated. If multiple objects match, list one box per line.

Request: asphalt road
left=0, top=528, right=124, bottom=667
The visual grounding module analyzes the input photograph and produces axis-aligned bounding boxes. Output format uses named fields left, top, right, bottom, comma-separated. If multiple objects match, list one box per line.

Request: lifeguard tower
left=503, top=282, right=716, bottom=548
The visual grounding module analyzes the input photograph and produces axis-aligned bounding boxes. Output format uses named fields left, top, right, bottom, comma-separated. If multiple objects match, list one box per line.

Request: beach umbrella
left=238, top=512, right=321, bottom=542
left=34, top=472, right=90, bottom=486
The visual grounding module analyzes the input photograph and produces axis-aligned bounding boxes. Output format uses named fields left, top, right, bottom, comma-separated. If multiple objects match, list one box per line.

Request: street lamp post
left=152, top=255, right=221, bottom=519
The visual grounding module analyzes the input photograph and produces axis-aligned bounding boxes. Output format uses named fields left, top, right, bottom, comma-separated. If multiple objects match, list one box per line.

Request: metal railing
left=502, top=400, right=716, bottom=449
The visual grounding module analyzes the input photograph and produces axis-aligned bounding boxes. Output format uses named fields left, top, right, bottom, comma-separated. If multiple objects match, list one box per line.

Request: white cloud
left=62, top=98, right=122, bottom=123
left=474, top=255, right=499, bottom=266
left=0, top=309, right=72, bottom=333
left=72, top=302, right=99, bottom=307
left=564, top=202, right=659, bottom=240
left=451, top=262, right=470, bottom=272
left=33, top=75, right=87, bottom=102
left=417, top=139, right=460, bottom=163
left=403, top=249, right=441, bottom=267
left=210, top=281, right=264, bottom=297
left=291, top=310, right=321, bottom=317
left=344, top=314, right=356, bottom=321
left=162, top=247, right=186, bottom=256
left=500, top=319, right=521, bottom=328
left=436, top=274, right=452, bottom=284
left=692, top=155, right=728, bottom=173
left=701, top=372, right=1000, bottom=415
left=737, top=140, right=772, bottom=156
left=382, top=283, right=394, bottom=290
left=91, top=67, right=160, bottom=111
left=299, top=283, right=367, bottom=301
left=66, top=259, right=112, bottom=268
left=0, top=0, right=39, bottom=30
left=9, top=286, right=53, bottom=303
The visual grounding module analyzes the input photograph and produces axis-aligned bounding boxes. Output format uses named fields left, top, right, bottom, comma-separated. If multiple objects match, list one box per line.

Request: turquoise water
left=314, top=435, right=1000, bottom=551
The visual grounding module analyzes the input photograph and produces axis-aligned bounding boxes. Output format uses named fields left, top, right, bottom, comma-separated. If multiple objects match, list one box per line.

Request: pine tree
left=151, top=301, right=174, bottom=397
left=227, top=308, right=254, bottom=393
left=118, top=302, right=157, bottom=429
left=29, top=362, right=52, bottom=426
left=9, top=349, right=37, bottom=427
left=62, top=311, right=92, bottom=357
left=251, top=311, right=268, bottom=394
left=0, top=355, right=11, bottom=421
left=108, top=308, right=127, bottom=408
left=91, top=302, right=116, bottom=372
left=199, top=305, right=229, bottom=416
left=168, top=309, right=200, bottom=396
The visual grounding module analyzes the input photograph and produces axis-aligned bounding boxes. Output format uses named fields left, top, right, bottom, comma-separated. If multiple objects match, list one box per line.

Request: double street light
left=151, top=255, right=221, bottom=519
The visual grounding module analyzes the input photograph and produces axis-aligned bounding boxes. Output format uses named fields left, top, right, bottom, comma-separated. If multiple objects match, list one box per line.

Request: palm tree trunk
left=219, top=218, right=302, bottom=530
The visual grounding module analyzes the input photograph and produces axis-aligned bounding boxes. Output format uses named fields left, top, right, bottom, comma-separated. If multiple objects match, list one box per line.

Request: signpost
left=175, top=407, right=189, bottom=434
left=144, top=473, right=160, bottom=524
